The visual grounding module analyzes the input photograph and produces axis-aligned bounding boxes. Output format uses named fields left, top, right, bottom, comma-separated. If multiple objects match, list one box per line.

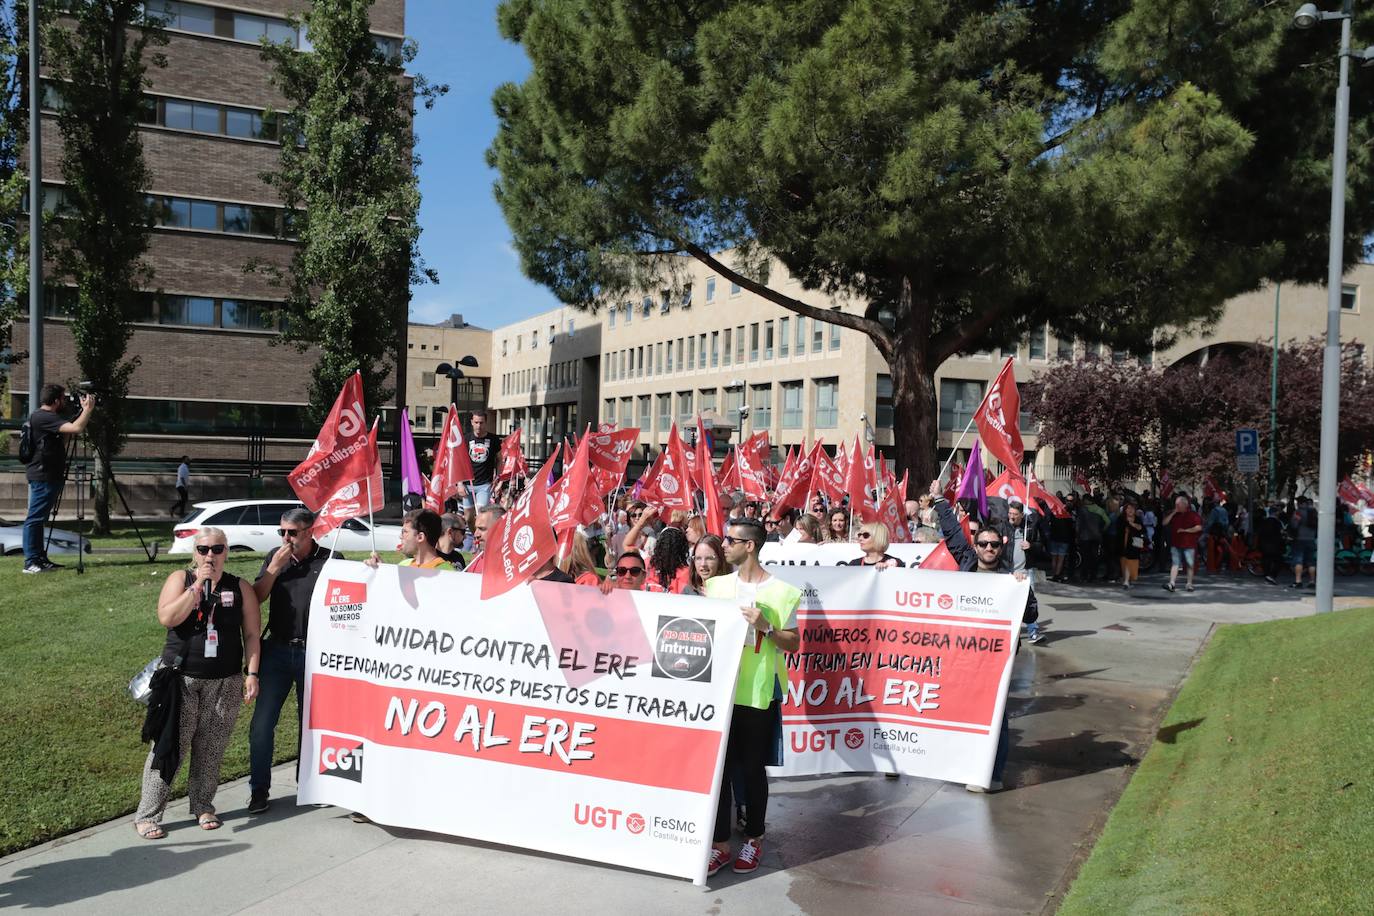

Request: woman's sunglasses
left=615, top=565, right=645, bottom=577
left=195, top=544, right=227, bottom=556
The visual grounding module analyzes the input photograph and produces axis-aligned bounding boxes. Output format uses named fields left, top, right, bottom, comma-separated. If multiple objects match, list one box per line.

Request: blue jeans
left=461, top=482, right=492, bottom=511
left=23, top=481, right=58, bottom=566
left=248, top=640, right=307, bottom=794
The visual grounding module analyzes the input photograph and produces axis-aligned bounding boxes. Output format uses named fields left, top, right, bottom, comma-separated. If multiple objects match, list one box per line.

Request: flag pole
left=366, top=474, right=377, bottom=555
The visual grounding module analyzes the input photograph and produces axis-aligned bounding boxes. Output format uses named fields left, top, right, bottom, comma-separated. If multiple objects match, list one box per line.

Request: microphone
left=203, top=576, right=214, bottom=603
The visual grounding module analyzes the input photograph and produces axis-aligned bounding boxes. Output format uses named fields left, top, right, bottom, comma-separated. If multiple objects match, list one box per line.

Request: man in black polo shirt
left=247, top=507, right=337, bottom=813
left=457, top=410, right=502, bottom=524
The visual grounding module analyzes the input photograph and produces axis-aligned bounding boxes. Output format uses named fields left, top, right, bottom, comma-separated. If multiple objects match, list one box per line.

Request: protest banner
left=762, top=565, right=1028, bottom=787
left=759, top=541, right=935, bottom=567
left=298, top=561, right=748, bottom=883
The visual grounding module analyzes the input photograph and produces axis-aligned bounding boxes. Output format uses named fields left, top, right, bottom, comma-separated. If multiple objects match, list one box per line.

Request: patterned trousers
left=135, top=674, right=243, bottom=824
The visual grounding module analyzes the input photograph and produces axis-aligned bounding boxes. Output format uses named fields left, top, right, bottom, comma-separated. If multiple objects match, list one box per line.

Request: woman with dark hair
left=647, top=525, right=693, bottom=594
left=691, top=534, right=729, bottom=593
left=827, top=508, right=851, bottom=542
left=794, top=514, right=823, bottom=544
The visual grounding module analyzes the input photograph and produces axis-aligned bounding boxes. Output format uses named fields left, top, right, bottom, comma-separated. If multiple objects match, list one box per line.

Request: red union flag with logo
left=427, top=404, right=476, bottom=510
left=973, top=358, right=1024, bottom=474
left=481, top=463, right=558, bottom=599
left=289, top=372, right=375, bottom=511
left=312, top=419, right=384, bottom=538
left=496, top=427, right=524, bottom=482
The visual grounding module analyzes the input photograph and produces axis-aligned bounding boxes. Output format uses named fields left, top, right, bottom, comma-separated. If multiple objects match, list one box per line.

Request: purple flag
left=956, top=440, right=989, bottom=520
left=400, top=410, right=423, bottom=498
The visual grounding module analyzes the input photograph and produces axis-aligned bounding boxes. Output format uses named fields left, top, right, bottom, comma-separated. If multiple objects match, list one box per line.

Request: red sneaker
left=732, top=837, right=763, bottom=873
left=707, top=846, right=731, bottom=877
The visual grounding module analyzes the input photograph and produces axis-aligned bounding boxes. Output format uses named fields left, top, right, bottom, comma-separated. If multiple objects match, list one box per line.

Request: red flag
left=769, top=444, right=815, bottom=518
left=1158, top=469, right=1174, bottom=500
left=845, top=434, right=878, bottom=522
left=736, top=443, right=767, bottom=500
left=1028, top=469, right=1069, bottom=518
left=658, top=424, right=695, bottom=510
left=426, top=403, right=475, bottom=510
left=864, top=443, right=879, bottom=493
left=496, top=428, right=523, bottom=482
left=311, top=419, right=383, bottom=538
left=697, top=416, right=726, bottom=536
left=973, top=357, right=1024, bottom=473
left=480, top=464, right=558, bottom=599
left=1356, top=481, right=1374, bottom=503
left=549, top=434, right=598, bottom=533
left=811, top=445, right=846, bottom=500
left=717, top=449, right=739, bottom=491
left=920, top=540, right=961, bottom=570
left=288, top=372, right=373, bottom=511
left=1339, top=477, right=1362, bottom=505
left=943, top=460, right=964, bottom=504
left=988, top=468, right=1026, bottom=502
left=876, top=480, right=910, bottom=543
left=587, top=427, right=638, bottom=479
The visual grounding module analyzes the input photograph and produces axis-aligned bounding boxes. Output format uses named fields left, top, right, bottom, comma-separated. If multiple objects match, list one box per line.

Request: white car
left=0, top=524, right=92, bottom=556
left=170, top=499, right=403, bottom=555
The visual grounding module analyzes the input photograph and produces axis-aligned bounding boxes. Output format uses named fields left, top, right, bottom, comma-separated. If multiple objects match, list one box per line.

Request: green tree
left=0, top=0, right=30, bottom=390
left=259, top=0, right=444, bottom=423
left=44, top=0, right=164, bottom=532
left=488, top=0, right=1374, bottom=480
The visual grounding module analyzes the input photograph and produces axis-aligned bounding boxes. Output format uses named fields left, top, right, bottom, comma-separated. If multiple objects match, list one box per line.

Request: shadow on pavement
left=0, top=836, right=248, bottom=908
left=1033, top=628, right=1097, bottom=648
left=1009, top=728, right=1137, bottom=787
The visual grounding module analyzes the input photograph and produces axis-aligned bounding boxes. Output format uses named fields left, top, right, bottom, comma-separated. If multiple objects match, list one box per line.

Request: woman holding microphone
left=133, top=527, right=260, bottom=838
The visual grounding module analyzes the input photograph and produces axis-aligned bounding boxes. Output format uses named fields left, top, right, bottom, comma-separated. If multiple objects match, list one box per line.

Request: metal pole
left=1316, top=8, right=1352, bottom=614
left=27, top=0, right=43, bottom=408
left=1270, top=282, right=1280, bottom=501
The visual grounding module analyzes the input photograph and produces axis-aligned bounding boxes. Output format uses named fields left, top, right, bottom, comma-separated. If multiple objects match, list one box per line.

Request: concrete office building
left=8, top=0, right=408, bottom=465
left=405, top=314, right=492, bottom=439
left=484, top=255, right=1374, bottom=478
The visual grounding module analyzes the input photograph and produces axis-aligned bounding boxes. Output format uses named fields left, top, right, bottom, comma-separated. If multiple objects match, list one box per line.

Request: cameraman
left=22, top=384, right=96, bottom=574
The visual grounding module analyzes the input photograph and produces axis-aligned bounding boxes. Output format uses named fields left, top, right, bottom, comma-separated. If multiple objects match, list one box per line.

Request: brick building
left=7, top=0, right=408, bottom=467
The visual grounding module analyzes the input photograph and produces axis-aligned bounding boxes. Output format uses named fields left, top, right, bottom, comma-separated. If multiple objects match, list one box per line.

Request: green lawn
left=0, top=545, right=402, bottom=855
left=1060, top=607, right=1374, bottom=915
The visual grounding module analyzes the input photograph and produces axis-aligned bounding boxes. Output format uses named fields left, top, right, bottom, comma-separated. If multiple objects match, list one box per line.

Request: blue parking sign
left=1236, top=428, right=1260, bottom=473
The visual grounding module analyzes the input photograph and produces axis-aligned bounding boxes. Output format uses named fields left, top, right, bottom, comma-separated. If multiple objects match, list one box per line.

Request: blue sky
left=407, top=0, right=561, bottom=330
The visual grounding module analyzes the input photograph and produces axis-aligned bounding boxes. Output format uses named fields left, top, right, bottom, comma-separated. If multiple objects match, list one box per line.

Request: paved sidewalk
left=2, top=573, right=1368, bottom=915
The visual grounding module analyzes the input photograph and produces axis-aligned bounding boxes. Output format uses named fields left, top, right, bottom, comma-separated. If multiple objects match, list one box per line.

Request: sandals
left=135, top=821, right=165, bottom=840
left=197, top=813, right=222, bottom=830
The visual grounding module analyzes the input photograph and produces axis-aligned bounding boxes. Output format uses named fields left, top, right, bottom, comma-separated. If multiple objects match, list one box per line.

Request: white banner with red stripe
left=759, top=541, right=936, bottom=567
left=298, top=560, right=747, bottom=883
left=764, top=565, right=1027, bottom=787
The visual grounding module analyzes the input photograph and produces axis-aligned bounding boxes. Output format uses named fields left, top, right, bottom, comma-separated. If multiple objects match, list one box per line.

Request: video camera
left=63, top=381, right=105, bottom=409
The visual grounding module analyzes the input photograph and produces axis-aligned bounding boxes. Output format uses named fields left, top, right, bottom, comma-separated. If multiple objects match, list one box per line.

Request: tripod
left=44, top=433, right=156, bottom=573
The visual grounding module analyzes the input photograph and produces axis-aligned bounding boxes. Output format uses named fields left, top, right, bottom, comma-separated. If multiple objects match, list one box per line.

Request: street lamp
left=1293, top=0, right=1374, bottom=613
left=435, top=354, right=479, bottom=411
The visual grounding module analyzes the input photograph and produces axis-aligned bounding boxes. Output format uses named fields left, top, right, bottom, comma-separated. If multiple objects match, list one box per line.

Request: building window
left=1029, top=325, right=1048, bottom=360
left=829, top=311, right=841, bottom=349
left=700, top=389, right=718, bottom=416
left=876, top=375, right=895, bottom=429
left=639, top=395, right=651, bottom=430
left=624, top=301, right=633, bottom=324
left=814, top=378, right=839, bottom=428
left=730, top=280, right=741, bottom=295
left=687, top=336, right=695, bottom=369
left=779, top=317, right=789, bottom=357
left=421, top=371, right=436, bottom=388
left=706, top=277, right=716, bottom=302
left=711, top=332, right=720, bottom=367
left=725, top=387, right=744, bottom=427
left=749, top=323, right=760, bottom=362
left=939, top=379, right=985, bottom=432
left=795, top=315, right=806, bottom=354
left=220, top=299, right=274, bottom=331
left=532, top=330, right=538, bottom=349
left=722, top=328, right=732, bottom=366
left=642, top=296, right=653, bottom=319
left=781, top=381, right=803, bottom=429
left=699, top=333, right=707, bottom=369
left=1057, top=336, right=1074, bottom=360
left=567, top=319, right=575, bottom=336
left=660, top=290, right=672, bottom=315
left=682, top=284, right=693, bottom=307
left=609, top=307, right=616, bottom=329
left=655, top=342, right=664, bottom=375
left=147, top=1, right=303, bottom=47
left=159, top=295, right=217, bottom=327
left=735, top=325, right=745, bottom=363
left=751, top=383, right=772, bottom=428
left=604, top=399, right=616, bottom=423
left=1342, top=284, right=1359, bottom=311
left=678, top=390, right=693, bottom=422
left=150, top=194, right=293, bottom=238
left=676, top=338, right=684, bottom=371
left=620, top=350, right=626, bottom=378
left=812, top=318, right=824, bottom=353
left=501, top=339, right=508, bottom=356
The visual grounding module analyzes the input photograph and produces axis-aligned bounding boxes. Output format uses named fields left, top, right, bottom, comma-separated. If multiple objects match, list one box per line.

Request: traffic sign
left=1236, top=428, right=1260, bottom=474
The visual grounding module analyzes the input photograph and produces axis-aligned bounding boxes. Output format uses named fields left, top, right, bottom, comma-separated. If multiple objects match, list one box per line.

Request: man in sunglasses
left=703, top=518, right=801, bottom=876
left=927, top=479, right=1039, bottom=793
left=247, top=507, right=339, bottom=814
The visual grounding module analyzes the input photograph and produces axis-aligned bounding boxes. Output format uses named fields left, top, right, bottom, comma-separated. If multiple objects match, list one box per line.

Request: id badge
left=204, top=626, right=219, bottom=658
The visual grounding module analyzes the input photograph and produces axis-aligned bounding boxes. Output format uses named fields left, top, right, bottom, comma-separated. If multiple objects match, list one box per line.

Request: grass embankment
left=0, top=541, right=403, bottom=855
left=1060, top=607, right=1374, bottom=915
